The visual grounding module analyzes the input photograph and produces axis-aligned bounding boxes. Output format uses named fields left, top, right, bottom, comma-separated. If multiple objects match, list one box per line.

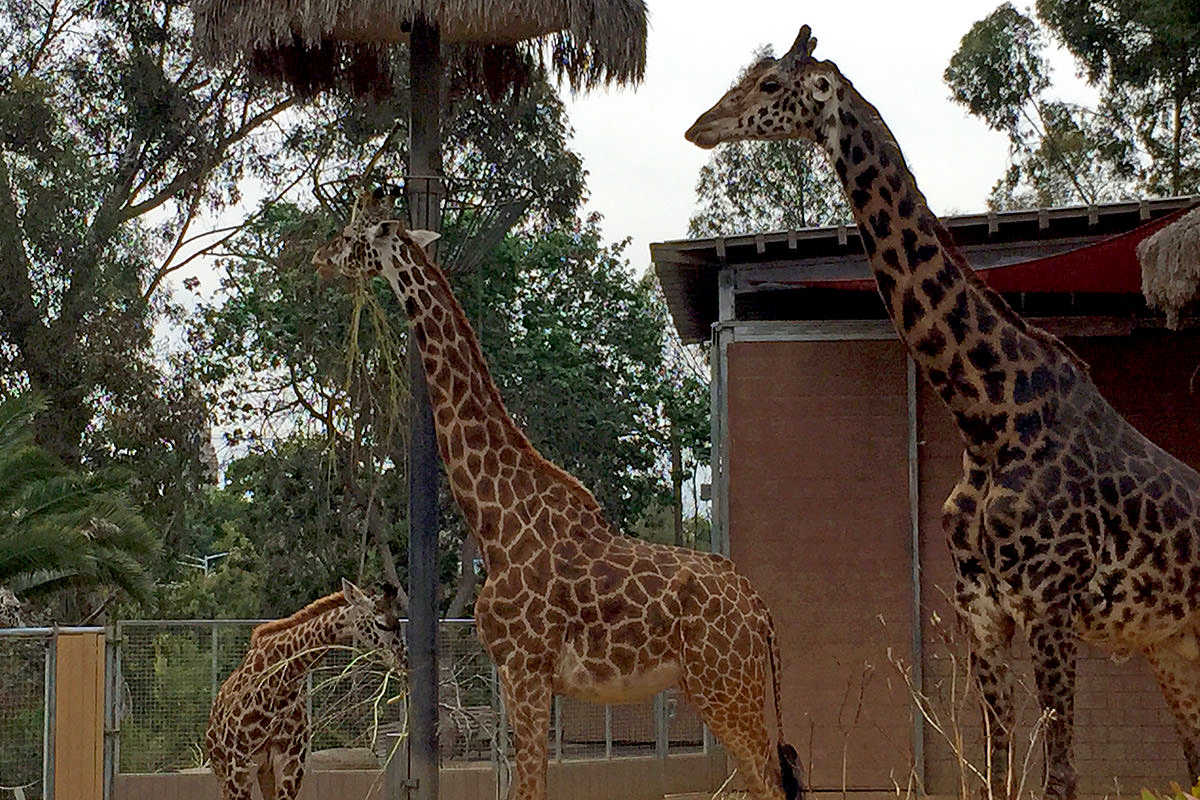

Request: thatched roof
left=193, top=0, right=647, bottom=90
left=1138, top=205, right=1200, bottom=329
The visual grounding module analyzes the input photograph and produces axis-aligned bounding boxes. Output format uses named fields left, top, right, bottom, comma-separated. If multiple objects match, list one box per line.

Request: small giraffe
left=312, top=193, right=804, bottom=800
left=206, top=580, right=404, bottom=800
left=687, top=25, right=1200, bottom=800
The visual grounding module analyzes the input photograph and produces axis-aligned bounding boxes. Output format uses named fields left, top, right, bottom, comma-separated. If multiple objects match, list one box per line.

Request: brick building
left=651, top=197, right=1200, bottom=795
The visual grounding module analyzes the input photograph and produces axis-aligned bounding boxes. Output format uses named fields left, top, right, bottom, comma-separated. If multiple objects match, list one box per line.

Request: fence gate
left=0, top=627, right=105, bottom=800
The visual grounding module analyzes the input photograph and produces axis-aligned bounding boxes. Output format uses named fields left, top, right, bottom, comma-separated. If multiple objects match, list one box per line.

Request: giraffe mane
left=250, top=591, right=348, bottom=643
left=844, top=82, right=1091, bottom=377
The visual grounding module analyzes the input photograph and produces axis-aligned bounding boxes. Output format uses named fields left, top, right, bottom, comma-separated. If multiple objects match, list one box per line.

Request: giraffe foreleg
left=499, top=665, right=553, bottom=800
left=1028, top=618, right=1078, bottom=800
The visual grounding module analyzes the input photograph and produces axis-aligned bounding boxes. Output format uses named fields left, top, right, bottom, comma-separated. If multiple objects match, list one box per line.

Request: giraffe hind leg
left=1145, top=631, right=1200, bottom=786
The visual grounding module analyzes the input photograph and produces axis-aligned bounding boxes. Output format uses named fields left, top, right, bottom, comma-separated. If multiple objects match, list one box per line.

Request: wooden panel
left=917, top=330, right=1200, bottom=794
left=55, top=630, right=105, bottom=800
left=726, top=339, right=913, bottom=790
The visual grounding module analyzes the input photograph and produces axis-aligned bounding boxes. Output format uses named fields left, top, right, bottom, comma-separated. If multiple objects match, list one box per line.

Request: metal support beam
left=395, top=14, right=443, bottom=800
left=907, top=356, right=925, bottom=786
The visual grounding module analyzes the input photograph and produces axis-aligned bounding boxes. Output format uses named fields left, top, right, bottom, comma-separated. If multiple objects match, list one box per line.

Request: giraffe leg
left=498, top=666, right=553, bottom=800
left=1028, top=619, right=1078, bottom=800
left=269, top=734, right=308, bottom=800
left=1144, top=632, right=1200, bottom=786
left=969, top=642, right=1015, bottom=799
left=215, top=762, right=257, bottom=800
left=697, top=699, right=778, bottom=800
left=255, top=754, right=276, bottom=800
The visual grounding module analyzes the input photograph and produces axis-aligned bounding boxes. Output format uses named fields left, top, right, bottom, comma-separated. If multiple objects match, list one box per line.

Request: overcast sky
left=560, top=0, right=1089, bottom=272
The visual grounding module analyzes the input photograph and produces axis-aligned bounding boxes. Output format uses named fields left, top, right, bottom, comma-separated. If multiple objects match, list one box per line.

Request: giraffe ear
left=342, top=578, right=371, bottom=608
left=409, top=229, right=441, bottom=251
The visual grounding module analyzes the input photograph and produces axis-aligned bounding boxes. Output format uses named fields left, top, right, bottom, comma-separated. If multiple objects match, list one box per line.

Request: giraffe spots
left=869, top=209, right=892, bottom=240
left=920, top=276, right=947, bottom=309
left=982, top=370, right=1007, bottom=404
left=834, top=157, right=848, bottom=182
left=943, top=291, right=972, bottom=344
left=851, top=188, right=871, bottom=209
left=968, top=341, right=1001, bottom=371
left=897, top=194, right=915, bottom=219
left=862, top=128, right=875, bottom=152
left=900, top=289, right=924, bottom=332
left=914, top=327, right=947, bottom=360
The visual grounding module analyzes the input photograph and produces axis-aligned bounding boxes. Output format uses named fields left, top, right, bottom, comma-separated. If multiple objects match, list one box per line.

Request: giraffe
left=206, top=579, right=404, bottom=800
left=311, top=192, right=804, bottom=800
left=686, top=25, right=1200, bottom=800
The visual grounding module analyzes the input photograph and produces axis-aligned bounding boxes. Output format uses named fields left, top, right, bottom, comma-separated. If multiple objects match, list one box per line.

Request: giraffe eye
left=760, top=79, right=781, bottom=93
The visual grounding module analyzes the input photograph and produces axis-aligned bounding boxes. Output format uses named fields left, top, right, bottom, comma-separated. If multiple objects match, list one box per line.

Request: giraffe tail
left=767, top=610, right=806, bottom=800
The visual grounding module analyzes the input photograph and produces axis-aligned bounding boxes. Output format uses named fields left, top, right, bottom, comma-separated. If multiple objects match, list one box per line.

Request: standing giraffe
left=311, top=194, right=804, bottom=800
left=206, top=580, right=404, bottom=800
left=686, top=25, right=1200, bottom=800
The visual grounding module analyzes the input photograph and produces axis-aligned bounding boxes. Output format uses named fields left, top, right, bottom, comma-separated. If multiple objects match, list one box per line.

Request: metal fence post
left=44, top=631, right=56, bottom=800
left=553, top=696, right=563, bottom=762
left=104, top=627, right=120, bottom=800
left=210, top=625, right=219, bottom=704
left=653, top=692, right=668, bottom=760
left=604, top=705, right=612, bottom=760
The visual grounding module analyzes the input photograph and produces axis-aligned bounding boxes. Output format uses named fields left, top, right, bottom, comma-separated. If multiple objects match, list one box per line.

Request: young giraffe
left=206, top=580, right=404, bottom=800
left=311, top=193, right=804, bottom=800
left=687, top=25, right=1200, bottom=800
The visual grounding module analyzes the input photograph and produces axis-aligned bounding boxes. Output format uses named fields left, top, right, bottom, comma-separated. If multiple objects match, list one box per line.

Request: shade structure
left=1139, top=205, right=1200, bottom=329
left=193, top=0, right=647, bottom=90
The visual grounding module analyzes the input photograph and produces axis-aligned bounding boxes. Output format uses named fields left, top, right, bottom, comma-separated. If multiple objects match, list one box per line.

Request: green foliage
left=0, top=0, right=293, bottom=466
left=688, top=47, right=849, bottom=236
left=1139, top=779, right=1200, bottom=800
left=947, top=0, right=1199, bottom=208
left=0, top=391, right=155, bottom=618
left=470, top=215, right=706, bottom=530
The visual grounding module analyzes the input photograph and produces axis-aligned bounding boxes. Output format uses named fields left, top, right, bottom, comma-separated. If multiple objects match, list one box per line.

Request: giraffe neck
left=381, top=248, right=611, bottom=570
left=814, top=87, right=1082, bottom=455
left=250, top=600, right=352, bottom=683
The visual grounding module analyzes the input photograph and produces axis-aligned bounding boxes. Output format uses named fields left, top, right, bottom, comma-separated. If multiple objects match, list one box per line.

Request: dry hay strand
left=1138, top=206, right=1200, bottom=329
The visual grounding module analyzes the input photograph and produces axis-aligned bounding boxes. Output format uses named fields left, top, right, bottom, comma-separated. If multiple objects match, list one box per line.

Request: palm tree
left=0, top=392, right=154, bottom=621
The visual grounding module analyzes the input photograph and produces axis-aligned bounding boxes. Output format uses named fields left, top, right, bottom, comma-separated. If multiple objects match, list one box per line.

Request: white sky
left=560, top=0, right=1089, bottom=273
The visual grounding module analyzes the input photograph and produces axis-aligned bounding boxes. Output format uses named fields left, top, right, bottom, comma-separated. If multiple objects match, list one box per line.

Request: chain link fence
left=0, top=629, right=52, bottom=800
left=113, top=619, right=708, bottom=776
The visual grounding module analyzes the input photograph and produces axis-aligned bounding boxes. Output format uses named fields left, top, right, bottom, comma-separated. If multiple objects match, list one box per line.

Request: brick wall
left=725, top=330, right=1200, bottom=795
left=727, top=339, right=915, bottom=790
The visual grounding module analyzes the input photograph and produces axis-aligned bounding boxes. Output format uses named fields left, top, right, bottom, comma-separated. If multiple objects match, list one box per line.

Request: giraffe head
left=312, top=188, right=439, bottom=284
left=340, top=578, right=406, bottom=673
left=685, top=24, right=849, bottom=150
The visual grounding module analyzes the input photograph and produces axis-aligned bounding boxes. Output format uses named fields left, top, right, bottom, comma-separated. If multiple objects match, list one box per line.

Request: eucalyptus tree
left=0, top=0, right=296, bottom=466
left=946, top=1, right=1198, bottom=208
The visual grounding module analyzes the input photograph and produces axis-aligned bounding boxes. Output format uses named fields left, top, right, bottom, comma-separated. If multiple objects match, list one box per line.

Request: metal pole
left=396, top=14, right=443, bottom=800
left=907, top=356, right=926, bottom=785
left=44, top=631, right=56, bottom=800
left=210, top=625, right=219, bottom=703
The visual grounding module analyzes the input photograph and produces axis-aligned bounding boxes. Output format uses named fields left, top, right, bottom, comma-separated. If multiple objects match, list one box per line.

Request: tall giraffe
left=206, top=580, right=404, bottom=800
left=312, top=194, right=804, bottom=800
left=686, top=25, right=1200, bottom=800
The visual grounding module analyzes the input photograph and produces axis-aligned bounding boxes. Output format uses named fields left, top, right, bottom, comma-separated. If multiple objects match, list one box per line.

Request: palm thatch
left=1138, top=205, right=1200, bottom=329
left=193, top=0, right=647, bottom=93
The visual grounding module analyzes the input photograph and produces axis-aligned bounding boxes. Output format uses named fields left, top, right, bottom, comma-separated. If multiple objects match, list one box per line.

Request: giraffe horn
left=784, top=24, right=816, bottom=62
